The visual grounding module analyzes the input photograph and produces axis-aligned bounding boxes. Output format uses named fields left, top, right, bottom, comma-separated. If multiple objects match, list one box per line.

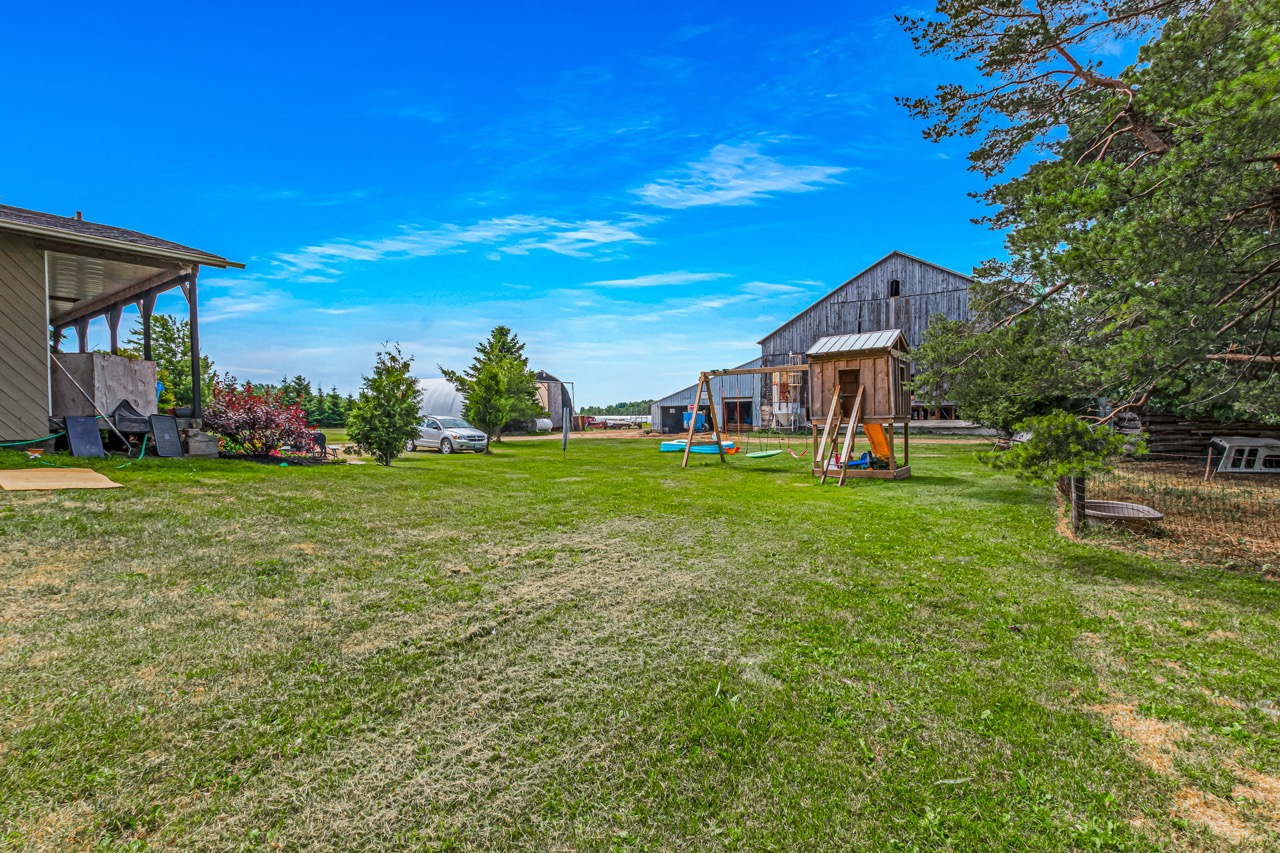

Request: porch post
left=75, top=318, right=90, bottom=353
left=140, top=291, right=158, bottom=361
left=185, top=267, right=202, bottom=418
left=108, top=304, right=123, bottom=355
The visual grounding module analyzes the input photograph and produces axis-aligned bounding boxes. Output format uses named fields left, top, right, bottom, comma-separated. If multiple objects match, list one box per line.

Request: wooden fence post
left=1070, top=475, right=1086, bottom=533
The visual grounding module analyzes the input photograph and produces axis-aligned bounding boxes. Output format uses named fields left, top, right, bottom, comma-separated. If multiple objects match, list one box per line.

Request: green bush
left=982, top=411, right=1137, bottom=484
left=346, top=345, right=423, bottom=466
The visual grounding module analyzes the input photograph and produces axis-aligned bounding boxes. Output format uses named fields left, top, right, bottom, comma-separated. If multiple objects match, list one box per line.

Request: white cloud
left=264, top=215, right=655, bottom=281
left=201, top=285, right=291, bottom=322
left=741, top=281, right=808, bottom=296
left=632, top=293, right=752, bottom=322
left=587, top=270, right=731, bottom=288
left=500, top=218, right=655, bottom=258
left=633, top=143, right=845, bottom=209
left=1089, top=36, right=1124, bottom=57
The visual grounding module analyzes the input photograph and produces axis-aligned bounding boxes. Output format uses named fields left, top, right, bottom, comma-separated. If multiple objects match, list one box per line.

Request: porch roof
left=0, top=204, right=243, bottom=329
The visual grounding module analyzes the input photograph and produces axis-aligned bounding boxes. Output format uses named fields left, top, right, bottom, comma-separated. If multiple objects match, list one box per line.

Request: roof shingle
left=0, top=204, right=238, bottom=267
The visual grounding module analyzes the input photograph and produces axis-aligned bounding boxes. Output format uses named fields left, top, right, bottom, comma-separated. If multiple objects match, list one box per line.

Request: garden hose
left=116, top=434, right=149, bottom=469
left=0, top=433, right=65, bottom=447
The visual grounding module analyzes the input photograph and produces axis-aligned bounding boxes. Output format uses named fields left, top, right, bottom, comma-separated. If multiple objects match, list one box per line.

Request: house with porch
left=0, top=204, right=242, bottom=445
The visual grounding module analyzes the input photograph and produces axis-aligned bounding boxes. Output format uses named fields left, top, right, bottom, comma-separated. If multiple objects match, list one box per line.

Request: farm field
left=2, top=440, right=1280, bottom=851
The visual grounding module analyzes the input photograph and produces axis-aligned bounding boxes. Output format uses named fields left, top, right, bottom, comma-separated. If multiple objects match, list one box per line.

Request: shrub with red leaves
left=204, top=380, right=313, bottom=455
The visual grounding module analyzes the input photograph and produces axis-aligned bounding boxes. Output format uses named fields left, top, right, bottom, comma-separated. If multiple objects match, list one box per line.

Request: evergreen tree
left=346, top=345, right=423, bottom=466
left=464, top=362, right=510, bottom=451
left=901, top=0, right=1280, bottom=423
left=122, top=314, right=217, bottom=409
left=439, top=326, right=546, bottom=438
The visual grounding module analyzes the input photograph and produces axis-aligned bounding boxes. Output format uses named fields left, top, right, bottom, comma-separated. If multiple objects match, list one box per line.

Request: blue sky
left=3, top=1, right=1004, bottom=406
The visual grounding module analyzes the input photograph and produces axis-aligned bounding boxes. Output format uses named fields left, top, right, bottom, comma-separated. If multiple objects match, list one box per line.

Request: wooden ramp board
left=0, top=468, right=123, bottom=491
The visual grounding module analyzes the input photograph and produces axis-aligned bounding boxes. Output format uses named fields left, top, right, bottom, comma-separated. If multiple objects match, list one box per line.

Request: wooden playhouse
left=807, top=330, right=912, bottom=482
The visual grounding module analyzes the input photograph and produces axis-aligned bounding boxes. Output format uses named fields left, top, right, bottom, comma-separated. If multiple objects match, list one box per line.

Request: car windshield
left=437, top=417, right=473, bottom=430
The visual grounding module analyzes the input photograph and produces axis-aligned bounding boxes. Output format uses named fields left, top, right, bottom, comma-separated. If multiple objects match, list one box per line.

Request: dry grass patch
left=5, top=441, right=1280, bottom=850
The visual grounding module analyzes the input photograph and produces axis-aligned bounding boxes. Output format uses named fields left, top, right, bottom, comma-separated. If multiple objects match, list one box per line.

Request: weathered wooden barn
left=650, top=251, right=972, bottom=431
left=0, top=204, right=241, bottom=443
left=759, top=250, right=971, bottom=365
left=535, top=371, right=574, bottom=429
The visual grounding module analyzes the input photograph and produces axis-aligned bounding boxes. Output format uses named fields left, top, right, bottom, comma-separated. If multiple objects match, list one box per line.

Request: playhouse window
left=889, top=279, right=901, bottom=298
left=1230, top=448, right=1258, bottom=469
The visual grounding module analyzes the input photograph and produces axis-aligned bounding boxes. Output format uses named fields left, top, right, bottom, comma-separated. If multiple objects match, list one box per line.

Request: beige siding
left=0, top=231, right=49, bottom=441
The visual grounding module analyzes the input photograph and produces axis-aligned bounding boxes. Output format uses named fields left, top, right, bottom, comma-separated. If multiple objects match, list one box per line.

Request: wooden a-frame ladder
left=816, top=386, right=863, bottom=486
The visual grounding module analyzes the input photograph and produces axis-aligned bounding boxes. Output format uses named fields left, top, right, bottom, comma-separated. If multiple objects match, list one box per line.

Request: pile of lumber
left=1124, top=411, right=1280, bottom=456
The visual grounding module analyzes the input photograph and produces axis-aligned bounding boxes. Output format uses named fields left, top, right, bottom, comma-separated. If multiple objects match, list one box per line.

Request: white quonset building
left=417, top=378, right=466, bottom=419
left=650, top=251, right=972, bottom=433
left=419, top=372, right=575, bottom=430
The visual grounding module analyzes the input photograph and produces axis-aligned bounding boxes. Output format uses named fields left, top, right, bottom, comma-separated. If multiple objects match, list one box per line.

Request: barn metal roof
left=653, top=358, right=762, bottom=406
left=807, top=329, right=908, bottom=356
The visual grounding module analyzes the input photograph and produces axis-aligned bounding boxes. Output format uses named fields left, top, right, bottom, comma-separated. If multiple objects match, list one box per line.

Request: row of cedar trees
left=579, top=400, right=655, bottom=416
left=122, top=315, right=354, bottom=428
left=253, top=377, right=355, bottom=428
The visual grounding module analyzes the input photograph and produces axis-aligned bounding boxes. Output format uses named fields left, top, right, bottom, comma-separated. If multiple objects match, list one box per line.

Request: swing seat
left=787, top=448, right=808, bottom=458
left=745, top=450, right=784, bottom=458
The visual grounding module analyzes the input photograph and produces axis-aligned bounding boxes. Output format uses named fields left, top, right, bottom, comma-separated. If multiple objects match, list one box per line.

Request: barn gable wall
left=759, top=252, right=970, bottom=360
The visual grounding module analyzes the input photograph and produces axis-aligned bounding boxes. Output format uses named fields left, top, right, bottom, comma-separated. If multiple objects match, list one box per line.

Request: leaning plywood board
left=0, top=468, right=122, bottom=490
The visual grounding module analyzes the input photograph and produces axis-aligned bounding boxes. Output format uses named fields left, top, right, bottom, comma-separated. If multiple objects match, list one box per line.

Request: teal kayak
left=660, top=440, right=734, bottom=453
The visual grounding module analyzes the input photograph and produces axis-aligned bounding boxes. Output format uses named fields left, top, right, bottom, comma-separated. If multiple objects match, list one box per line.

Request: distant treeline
left=253, top=376, right=357, bottom=428
left=579, top=400, right=655, bottom=416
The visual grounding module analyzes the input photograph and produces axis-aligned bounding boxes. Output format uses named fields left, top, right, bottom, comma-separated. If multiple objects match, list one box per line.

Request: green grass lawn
left=2, top=440, right=1279, bottom=850
left=318, top=427, right=349, bottom=445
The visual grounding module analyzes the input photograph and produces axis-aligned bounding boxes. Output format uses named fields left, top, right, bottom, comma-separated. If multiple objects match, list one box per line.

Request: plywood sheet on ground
left=0, top=468, right=122, bottom=491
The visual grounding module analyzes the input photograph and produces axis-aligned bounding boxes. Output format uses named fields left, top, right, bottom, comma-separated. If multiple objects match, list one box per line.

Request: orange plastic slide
left=863, top=423, right=892, bottom=459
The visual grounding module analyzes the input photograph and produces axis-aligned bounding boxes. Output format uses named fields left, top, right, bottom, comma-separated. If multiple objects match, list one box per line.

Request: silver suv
left=408, top=415, right=489, bottom=454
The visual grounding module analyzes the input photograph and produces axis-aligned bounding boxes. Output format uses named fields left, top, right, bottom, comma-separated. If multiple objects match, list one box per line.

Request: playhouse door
left=838, top=369, right=861, bottom=417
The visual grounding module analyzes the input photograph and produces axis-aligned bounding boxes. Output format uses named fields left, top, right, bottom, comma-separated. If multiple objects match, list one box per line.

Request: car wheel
left=406, top=440, right=417, bottom=452
left=440, top=438, right=454, bottom=455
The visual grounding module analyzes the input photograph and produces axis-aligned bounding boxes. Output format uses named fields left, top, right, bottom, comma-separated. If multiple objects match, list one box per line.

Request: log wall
left=1127, top=411, right=1280, bottom=456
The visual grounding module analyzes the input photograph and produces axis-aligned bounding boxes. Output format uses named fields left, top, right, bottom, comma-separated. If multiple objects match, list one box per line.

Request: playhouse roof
left=1209, top=436, right=1280, bottom=447
left=807, top=329, right=908, bottom=357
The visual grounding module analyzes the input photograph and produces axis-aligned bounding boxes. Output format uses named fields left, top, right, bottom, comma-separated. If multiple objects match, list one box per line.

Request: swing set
left=678, top=331, right=914, bottom=483
left=678, top=364, right=808, bottom=468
